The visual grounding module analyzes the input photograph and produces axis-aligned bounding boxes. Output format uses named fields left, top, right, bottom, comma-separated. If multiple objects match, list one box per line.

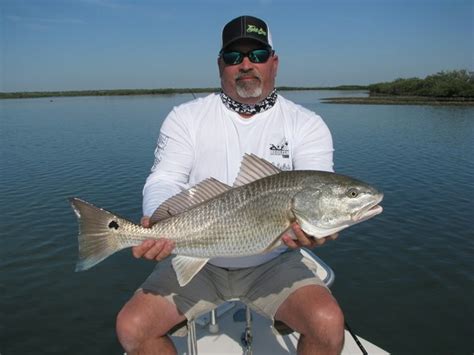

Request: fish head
left=291, top=173, right=383, bottom=238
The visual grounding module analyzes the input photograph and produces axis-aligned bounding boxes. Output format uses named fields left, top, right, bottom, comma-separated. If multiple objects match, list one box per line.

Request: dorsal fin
left=233, top=154, right=281, bottom=187
left=150, top=178, right=231, bottom=223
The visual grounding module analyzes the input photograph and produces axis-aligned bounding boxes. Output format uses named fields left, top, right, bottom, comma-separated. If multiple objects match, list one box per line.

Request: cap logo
left=246, top=24, right=266, bottom=36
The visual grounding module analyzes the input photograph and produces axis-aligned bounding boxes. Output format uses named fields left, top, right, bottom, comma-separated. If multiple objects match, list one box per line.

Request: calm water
left=1, top=91, right=473, bottom=354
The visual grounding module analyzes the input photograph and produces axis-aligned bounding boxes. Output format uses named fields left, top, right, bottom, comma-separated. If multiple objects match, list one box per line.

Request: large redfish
left=70, top=154, right=383, bottom=286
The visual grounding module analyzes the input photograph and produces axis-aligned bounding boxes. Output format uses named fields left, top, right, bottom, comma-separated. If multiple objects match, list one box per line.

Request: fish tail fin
left=69, top=197, right=133, bottom=271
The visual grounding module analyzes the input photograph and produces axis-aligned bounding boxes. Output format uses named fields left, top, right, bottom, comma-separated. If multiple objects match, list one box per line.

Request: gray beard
left=235, top=75, right=263, bottom=98
left=236, top=84, right=262, bottom=98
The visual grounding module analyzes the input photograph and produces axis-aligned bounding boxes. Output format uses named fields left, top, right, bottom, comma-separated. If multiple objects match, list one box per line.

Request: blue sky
left=1, top=0, right=473, bottom=91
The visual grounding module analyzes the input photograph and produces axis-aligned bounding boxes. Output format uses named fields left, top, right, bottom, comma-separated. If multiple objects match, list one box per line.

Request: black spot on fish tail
left=108, top=221, right=119, bottom=230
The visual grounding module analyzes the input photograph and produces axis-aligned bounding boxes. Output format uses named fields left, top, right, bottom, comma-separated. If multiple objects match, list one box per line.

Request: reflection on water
left=1, top=92, right=473, bottom=354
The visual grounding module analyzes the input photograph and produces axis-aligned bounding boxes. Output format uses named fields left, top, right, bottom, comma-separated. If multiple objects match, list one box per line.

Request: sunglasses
left=220, top=48, right=273, bottom=65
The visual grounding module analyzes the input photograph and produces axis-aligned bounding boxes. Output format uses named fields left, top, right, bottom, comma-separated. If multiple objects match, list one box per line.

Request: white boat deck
left=170, top=250, right=388, bottom=354
left=173, top=302, right=389, bottom=354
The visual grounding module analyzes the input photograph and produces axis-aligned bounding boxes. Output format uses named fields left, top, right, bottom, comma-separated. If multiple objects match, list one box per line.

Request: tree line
left=368, top=70, right=474, bottom=98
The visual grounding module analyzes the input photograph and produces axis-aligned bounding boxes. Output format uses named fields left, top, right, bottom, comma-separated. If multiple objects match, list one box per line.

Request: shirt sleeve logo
left=151, top=133, right=169, bottom=170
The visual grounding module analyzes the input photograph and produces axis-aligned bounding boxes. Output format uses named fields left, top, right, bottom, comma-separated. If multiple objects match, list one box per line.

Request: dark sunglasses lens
left=222, top=51, right=243, bottom=65
left=221, top=49, right=271, bottom=65
left=248, top=49, right=271, bottom=63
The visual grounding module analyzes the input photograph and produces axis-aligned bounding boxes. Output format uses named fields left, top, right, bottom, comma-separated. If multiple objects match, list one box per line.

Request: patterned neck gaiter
left=220, top=89, right=278, bottom=115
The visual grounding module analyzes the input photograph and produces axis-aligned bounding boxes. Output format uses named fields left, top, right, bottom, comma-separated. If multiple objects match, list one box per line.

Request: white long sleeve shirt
left=143, top=93, right=334, bottom=268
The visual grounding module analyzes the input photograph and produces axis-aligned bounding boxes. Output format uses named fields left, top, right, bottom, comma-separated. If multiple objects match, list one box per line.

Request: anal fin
left=171, top=255, right=210, bottom=287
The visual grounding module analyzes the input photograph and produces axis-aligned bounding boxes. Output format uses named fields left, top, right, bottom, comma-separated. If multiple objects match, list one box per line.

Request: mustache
left=235, top=70, right=262, bottom=81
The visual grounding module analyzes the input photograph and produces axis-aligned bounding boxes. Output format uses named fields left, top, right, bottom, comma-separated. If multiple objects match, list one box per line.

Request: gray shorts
left=139, top=250, right=328, bottom=334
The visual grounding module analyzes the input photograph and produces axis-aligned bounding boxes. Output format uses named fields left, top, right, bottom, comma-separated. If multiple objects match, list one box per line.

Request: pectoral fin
left=171, top=255, right=210, bottom=287
left=262, top=226, right=293, bottom=253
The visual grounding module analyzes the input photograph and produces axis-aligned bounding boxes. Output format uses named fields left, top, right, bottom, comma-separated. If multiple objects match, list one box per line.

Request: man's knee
left=305, top=300, right=345, bottom=348
left=116, top=292, right=185, bottom=352
left=312, top=300, right=344, bottom=331
left=115, top=302, right=170, bottom=350
left=116, top=306, right=146, bottom=351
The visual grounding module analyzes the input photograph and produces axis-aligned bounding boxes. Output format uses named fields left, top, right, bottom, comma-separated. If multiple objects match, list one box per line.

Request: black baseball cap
left=221, top=15, right=273, bottom=50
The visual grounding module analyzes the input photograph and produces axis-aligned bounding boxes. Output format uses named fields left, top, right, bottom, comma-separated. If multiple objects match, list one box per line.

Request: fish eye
left=346, top=188, right=359, bottom=198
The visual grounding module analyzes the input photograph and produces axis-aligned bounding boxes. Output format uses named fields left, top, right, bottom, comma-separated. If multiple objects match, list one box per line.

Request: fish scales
left=146, top=172, right=304, bottom=257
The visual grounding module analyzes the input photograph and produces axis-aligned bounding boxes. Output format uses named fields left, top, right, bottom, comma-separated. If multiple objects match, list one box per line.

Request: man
left=116, top=15, right=344, bottom=355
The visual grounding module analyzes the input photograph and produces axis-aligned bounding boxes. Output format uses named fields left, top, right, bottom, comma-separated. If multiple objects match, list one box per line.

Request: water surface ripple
left=1, top=92, right=473, bottom=354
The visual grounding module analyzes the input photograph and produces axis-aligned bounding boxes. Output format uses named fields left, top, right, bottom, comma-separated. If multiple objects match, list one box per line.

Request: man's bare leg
left=275, top=285, right=345, bottom=355
left=116, top=290, right=186, bottom=355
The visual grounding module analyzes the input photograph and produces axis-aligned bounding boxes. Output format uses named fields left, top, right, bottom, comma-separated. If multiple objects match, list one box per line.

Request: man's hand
left=131, top=216, right=175, bottom=261
left=282, top=222, right=338, bottom=249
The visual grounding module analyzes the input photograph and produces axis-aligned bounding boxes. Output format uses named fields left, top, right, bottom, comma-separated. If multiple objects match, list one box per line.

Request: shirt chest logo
left=269, top=138, right=289, bottom=158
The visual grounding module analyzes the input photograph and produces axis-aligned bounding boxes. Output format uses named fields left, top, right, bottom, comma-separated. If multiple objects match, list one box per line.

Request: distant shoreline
left=0, top=86, right=366, bottom=99
left=0, top=86, right=367, bottom=99
left=4, top=70, right=472, bottom=105
left=321, top=96, right=474, bottom=106
left=3, top=87, right=473, bottom=106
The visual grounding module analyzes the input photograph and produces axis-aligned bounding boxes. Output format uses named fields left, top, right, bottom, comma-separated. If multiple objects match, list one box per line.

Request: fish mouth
left=351, top=194, right=384, bottom=223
